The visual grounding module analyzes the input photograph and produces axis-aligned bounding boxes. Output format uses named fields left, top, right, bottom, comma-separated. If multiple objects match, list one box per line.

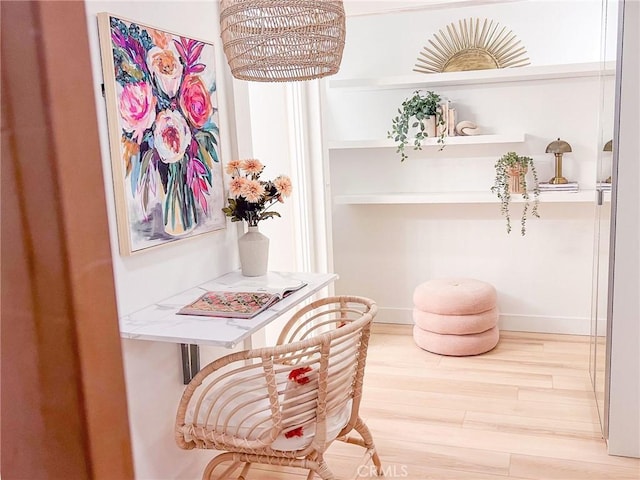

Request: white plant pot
left=238, top=225, right=269, bottom=277
left=410, top=116, right=437, bottom=139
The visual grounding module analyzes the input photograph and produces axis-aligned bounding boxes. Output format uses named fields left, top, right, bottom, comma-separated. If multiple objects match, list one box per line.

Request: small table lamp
left=603, top=139, right=613, bottom=183
left=545, top=138, right=572, bottom=184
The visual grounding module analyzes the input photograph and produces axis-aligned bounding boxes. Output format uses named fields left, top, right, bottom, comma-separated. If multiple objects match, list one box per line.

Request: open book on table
left=177, top=274, right=307, bottom=319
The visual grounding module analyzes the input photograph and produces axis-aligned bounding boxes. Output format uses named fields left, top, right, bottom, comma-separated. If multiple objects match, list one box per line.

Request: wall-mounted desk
left=119, top=270, right=338, bottom=383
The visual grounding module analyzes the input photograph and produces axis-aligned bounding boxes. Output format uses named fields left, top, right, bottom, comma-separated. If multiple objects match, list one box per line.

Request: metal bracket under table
left=180, top=344, right=200, bottom=384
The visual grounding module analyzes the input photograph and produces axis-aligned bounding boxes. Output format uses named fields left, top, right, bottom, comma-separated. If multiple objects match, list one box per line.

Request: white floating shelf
left=328, top=62, right=615, bottom=90
left=328, top=133, right=526, bottom=150
left=334, top=190, right=599, bottom=205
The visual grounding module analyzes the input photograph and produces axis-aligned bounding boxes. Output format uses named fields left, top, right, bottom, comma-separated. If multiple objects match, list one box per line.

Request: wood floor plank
left=365, top=417, right=638, bottom=468
left=362, top=386, right=600, bottom=423
left=364, top=371, right=522, bottom=398
left=439, top=355, right=589, bottom=378
left=368, top=357, right=554, bottom=388
left=509, top=453, right=640, bottom=479
left=362, top=437, right=512, bottom=476
left=360, top=401, right=465, bottom=426
left=499, top=331, right=590, bottom=343
left=517, top=385, right=596, bottom=405
left=552, top=373, right=593, bottom=390
left=463, top=411, right=602, bottom=440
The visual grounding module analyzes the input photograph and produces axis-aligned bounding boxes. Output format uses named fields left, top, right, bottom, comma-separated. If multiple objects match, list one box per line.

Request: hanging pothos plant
left=388, top=90, right=446, bottom=161
left=491, top=152, right=540, bottom=235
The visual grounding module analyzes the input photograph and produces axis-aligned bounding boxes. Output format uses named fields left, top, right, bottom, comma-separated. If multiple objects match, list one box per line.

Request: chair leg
left=312, top=455, right=336, bottom=480
left=353, top=417, right=383, bottom=476
left=202, top=452, right=239, bottom=480
left=237, top=462, right=252, bottom=480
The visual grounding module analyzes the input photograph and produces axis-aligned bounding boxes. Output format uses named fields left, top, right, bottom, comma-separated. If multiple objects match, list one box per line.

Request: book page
left=222, top=272, right=307, bottom=296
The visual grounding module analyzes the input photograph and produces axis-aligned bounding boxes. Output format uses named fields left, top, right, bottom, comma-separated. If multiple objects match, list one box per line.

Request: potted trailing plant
left=388, top=90, right=446, bottom=161
left=491, top=151, right=540, bottom=235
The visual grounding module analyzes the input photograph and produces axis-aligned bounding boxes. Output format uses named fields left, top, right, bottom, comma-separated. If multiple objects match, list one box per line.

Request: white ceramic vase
left=238, top=225, right=269, bottom=277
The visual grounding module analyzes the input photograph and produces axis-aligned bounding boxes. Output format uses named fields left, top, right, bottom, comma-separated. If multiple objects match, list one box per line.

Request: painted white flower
left=153, top=109, right=192, bottom=164
left=146, top=45, right=183, bottom=98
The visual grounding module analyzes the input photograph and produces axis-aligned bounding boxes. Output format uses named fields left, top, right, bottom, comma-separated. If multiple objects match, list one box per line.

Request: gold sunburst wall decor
left=414, top=18, right=530, bottom=74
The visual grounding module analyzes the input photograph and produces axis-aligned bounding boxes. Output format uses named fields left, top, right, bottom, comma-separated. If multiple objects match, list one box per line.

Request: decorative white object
left=456, top=120, right=480, bottom=136
left=238, top=226, right=270, bottom=277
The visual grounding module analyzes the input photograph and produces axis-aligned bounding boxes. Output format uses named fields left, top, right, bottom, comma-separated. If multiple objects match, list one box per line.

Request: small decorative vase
left=238, top=225, right=269, bottom=277
left=508, top=165, right=528, bottom=194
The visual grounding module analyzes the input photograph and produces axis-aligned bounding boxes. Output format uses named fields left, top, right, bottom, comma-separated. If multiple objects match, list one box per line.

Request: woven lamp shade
left=220, top=0, right=346, bottom=82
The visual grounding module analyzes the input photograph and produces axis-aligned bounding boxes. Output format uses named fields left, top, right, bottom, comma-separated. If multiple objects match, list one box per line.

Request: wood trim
left=1, top=2, right=134, bottom=478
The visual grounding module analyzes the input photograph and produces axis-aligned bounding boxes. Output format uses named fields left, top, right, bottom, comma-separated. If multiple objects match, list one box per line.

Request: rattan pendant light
left=220, top=0, right=346, bottom=82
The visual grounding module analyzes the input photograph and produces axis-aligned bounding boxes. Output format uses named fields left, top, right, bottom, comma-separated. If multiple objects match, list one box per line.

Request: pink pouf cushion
left=413, top=307, right=498, bottom=335
left=413, top=325, right=499, bottom=356
left=413, top=278, right=497, bottom=315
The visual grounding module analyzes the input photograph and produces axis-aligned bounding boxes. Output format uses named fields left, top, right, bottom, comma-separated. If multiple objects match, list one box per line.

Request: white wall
left=84, top=2, right=247, bottom=478
left=322, top=0, right=614, bottom=334
left=338, top=0, right=611, bottom=78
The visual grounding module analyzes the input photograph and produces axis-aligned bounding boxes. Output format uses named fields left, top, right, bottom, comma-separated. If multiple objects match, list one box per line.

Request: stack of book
left=439, top=100, right=457, bottom=137
left=538, top=182, right=579, bottom=193
left=597, top=182, right=612, bottom=191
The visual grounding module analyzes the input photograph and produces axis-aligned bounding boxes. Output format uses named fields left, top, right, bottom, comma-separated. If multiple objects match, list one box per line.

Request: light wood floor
left=221, top=325, right=640, bottom=479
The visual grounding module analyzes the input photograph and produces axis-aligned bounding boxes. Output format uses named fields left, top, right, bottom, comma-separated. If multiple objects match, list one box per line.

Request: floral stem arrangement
left=388, top=90, right=446, bottom=161
left=491, top=152, right=540, bottom=235
left=222, top=159, right=293, bottom=227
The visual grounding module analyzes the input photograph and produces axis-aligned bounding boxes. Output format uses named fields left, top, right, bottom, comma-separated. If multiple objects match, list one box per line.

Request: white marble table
left=120, top=270, right=338, bottom=347
left=119, top=270, right=338, bottom=382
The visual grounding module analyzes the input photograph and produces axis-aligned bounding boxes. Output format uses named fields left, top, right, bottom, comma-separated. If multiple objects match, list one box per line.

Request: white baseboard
left=376, top=307, right=605, bottom=336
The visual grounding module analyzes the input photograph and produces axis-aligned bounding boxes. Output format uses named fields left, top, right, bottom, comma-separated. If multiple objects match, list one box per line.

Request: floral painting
left=97, top=14, right=225, bottom=255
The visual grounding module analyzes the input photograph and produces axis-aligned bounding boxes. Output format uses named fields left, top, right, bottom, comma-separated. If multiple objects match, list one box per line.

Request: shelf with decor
left=328, top=62, right=616, bottom=90
left=333, top=190, right=602, bottom=205
left=328, top=133, right=526, bottom=151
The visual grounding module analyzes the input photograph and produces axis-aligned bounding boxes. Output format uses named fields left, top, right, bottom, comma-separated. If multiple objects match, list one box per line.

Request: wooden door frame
left=1, top=1, right=134, bottom=478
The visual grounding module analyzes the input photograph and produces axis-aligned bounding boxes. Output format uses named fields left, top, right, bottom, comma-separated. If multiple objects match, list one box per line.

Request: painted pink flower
left=179, top=74, right=213, bottom=128
left=241, top=159, right=264, bottom=175
left=225, top=160, right=242, bottom=175
left=241, top=179, right=265, bottom=203
left=274, top=175, right=293, bottom=197
left=229, top=177, right=247, bottom=197
left=153, top=109, right=192, bottom=164
left=187, top=156, right=210, bottom=213
left=118, top=82, right=156, bottom=143
left=146, top=46, right=183, bottom=98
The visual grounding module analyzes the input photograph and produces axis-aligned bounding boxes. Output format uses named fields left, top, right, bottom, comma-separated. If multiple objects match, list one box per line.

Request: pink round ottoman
left=413, top=278, right=497, bottom=315
left=413, top=307, right=498, bottom=335
left=413, top=325, right=499, bottom=356
left=412, top=278, right=499, bottom=356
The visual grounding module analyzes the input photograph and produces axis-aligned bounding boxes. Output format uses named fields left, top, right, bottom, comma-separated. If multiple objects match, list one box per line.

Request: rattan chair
left=175, top=296, right=381, bottom=480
